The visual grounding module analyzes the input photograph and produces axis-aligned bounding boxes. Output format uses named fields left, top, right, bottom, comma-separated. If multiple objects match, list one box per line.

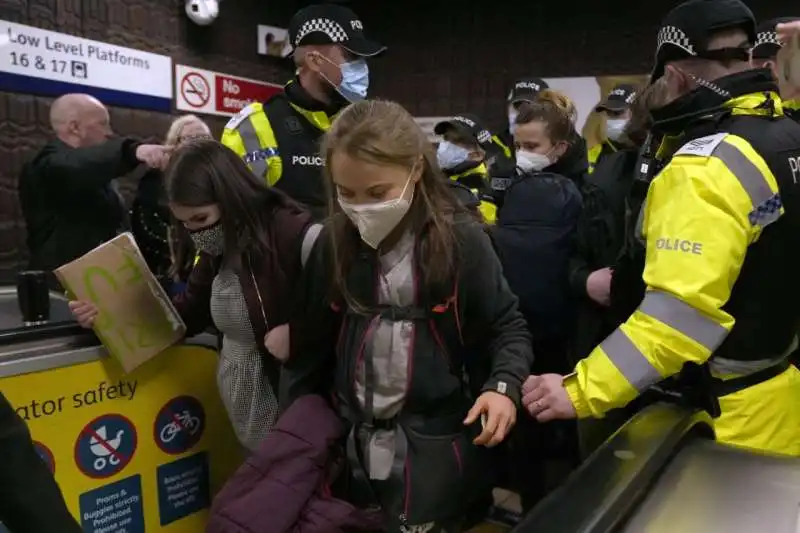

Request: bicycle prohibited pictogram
left=74, top=414, right=137, bottom=479
left=153, top=396, right=205, bottom=455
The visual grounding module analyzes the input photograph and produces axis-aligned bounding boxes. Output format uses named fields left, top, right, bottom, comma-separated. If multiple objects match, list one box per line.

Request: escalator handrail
left=513, top=403, right=714, bottom=533
left=0, top=321, right=98, bottom=347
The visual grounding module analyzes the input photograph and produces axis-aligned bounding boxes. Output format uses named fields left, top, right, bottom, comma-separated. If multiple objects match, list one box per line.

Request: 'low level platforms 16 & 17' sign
left=0, top=20, right=172, bottom=112
left=175, top=64, right=282, bottom=117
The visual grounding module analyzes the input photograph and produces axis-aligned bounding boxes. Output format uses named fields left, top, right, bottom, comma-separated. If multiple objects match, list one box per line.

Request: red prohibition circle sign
left=181, top=71, right=211, bottom=108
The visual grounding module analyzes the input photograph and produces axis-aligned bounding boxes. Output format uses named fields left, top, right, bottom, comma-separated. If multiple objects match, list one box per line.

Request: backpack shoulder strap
left=301, top=223, right=324, bottom=268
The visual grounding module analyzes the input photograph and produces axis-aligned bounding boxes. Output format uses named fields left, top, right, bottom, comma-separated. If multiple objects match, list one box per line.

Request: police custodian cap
left=508, top=77, right=549, bottom=104
left=289, top=4, right=386, bottom=57
left=434, top=114, right=494, bottom=148
left=652, top=0, right=756, bottom=81
left=752, top=17, right=800, bottom=59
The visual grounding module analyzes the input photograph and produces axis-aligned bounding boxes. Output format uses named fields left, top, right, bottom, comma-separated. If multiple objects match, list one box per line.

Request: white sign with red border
left=174, top=64, right=282, bottom=117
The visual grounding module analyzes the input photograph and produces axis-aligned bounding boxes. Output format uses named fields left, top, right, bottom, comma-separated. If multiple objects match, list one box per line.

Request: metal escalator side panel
left=513, top=403, right=714, bottom=533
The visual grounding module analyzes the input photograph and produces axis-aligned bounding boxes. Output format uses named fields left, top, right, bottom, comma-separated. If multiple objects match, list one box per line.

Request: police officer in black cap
left=222, top=4, right=385, bottom=220
left=588, top=83, right=638, bottom=174
left=434, top=114, right=498, bottom=223
left=523, top=0, right=800, bottom=457
left=751, top=17, right=800, bottom=119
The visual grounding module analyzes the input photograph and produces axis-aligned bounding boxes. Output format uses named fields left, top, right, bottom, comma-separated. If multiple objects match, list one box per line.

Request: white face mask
left=606, top=118, right=628, bottom=142
left=516, top=150, right=551, bottom=172
left=338, top=175, right=415, bottom=249
left=436, top=141, right=470, bottom=170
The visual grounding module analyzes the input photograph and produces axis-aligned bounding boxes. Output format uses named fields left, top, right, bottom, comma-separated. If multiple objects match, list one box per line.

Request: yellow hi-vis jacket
left=566, top=93, right=800, bottom=457
left=587, top=140, right=618, bottom=174
left=450, top=163, right=497, bottom=224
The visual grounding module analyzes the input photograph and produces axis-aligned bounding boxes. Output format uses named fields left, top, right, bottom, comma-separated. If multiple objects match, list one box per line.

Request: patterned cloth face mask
left=189, top=221, right=224, bottom=256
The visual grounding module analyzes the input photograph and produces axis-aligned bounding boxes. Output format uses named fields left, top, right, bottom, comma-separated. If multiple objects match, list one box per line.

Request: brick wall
left=0, top=0, right=796, bottom=276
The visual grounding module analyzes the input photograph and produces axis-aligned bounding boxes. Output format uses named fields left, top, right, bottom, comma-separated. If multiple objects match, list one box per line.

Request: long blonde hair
left=321, top=100, right=460, bottom=309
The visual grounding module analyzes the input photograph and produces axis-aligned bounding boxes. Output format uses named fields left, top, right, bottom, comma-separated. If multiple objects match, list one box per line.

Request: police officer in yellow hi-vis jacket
left=221, top=4, right=385, bottom=220
left=522, top=0, right=800, bottom=457
left=434, top=114, right=498, bottom=224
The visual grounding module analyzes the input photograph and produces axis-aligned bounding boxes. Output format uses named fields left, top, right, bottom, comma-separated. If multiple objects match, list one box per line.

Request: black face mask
left=189, top=221, right=223, bottom=256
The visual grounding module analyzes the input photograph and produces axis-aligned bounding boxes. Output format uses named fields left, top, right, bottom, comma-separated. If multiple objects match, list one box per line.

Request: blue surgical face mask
left=317, top=54, right=370, bottom=103
left=436, top=141, right=470, bottom=170
left=338, top=59, right=369, bottom=102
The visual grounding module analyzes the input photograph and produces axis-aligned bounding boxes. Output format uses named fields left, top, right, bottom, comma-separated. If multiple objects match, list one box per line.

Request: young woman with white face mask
left=281, top=100, right=533, bottom=531
left=512, top=90, right=578, bottom=176
left=495, top=89, right=585, bottom=511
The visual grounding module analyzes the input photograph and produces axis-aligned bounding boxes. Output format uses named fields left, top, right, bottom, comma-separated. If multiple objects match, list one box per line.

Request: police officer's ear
left=468, top=146, right=485, bottom=162
left=295, top=47, right=324, bottom=74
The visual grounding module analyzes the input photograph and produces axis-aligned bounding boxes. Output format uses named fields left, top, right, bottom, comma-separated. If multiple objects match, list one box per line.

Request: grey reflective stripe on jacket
left=710, top=141, right=782, bottom=227
left=598, top=289, right=729, bottom=392
left=238, top=118, right=270, bottom=179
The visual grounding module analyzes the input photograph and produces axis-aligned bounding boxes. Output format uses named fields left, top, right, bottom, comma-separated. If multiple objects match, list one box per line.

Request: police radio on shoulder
left=185, top=0, right=220, bottom=26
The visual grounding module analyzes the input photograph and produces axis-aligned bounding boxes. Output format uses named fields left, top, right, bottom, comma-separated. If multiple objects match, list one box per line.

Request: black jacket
left=130, top=168, right=172, bottom=276
left=262, top=81, right=345, bottom=221
left=492, top=172, right=582, bottom=344
left=0, top=392, right=81, bottom=533
left=281, top=215, right=533, bottom=410
left=19, top=138, right=140, bottom=273
left=280, top=215, right=532, bottom=525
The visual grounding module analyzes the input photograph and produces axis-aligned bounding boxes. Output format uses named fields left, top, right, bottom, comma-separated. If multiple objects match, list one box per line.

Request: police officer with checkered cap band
left=751, top=17, right=800, bottom=118
left=527, top=0, right=800, bottom=457
left=588, top=83, right=638, bottom=174
left=221, top=4, right=385, bottom=221
left=434, top=114, right=499, bottom=223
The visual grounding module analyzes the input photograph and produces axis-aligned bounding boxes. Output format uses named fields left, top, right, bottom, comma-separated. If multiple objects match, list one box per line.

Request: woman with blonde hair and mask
left=281, top=99, right=532, bottom=531
left=492, top=89, right=584, bottom=511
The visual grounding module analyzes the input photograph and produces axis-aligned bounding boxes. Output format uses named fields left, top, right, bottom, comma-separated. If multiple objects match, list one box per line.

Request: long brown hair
left=321, top=100, right=460, bottom=310
left=164, top=139, right=299, bottom=270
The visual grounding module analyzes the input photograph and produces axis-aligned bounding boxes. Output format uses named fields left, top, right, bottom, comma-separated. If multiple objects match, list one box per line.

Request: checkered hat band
left=295, top=18, right=348, bottom=45
left=656, top=25, right=696, bottom=55
left=755, top=31, right=781, bottom=48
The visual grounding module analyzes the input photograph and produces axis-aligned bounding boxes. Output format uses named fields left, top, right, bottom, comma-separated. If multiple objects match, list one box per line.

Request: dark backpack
left=576, top=178, right=618, bottom=269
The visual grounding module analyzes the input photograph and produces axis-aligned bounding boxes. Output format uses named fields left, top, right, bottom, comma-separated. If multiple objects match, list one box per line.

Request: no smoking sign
left=180, top=71, right=210, bottom=108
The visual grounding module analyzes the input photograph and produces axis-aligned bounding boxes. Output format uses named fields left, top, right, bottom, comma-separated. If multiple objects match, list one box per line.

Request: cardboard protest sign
left=55, top=233, right=186, bottom=372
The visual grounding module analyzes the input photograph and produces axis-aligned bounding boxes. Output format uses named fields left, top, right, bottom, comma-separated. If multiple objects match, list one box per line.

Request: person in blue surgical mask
left=221, top=4, right=385, bottom=221
left=433, top=114, right=499, bottom=223
left=587, top=83, right=638, bottom=174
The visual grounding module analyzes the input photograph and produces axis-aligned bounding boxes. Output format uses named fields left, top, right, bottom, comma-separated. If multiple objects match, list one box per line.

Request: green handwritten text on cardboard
left=81, top=251, right=170, bottom=358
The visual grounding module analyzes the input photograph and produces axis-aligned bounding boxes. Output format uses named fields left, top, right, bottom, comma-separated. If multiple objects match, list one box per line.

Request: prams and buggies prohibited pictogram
left=74, top=414, right=137, bottom=479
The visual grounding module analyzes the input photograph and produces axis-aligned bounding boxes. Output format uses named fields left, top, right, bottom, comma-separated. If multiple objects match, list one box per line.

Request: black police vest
left=264, top=95, right=327, bottom=220
left=713, top=113, right=800, bottom=362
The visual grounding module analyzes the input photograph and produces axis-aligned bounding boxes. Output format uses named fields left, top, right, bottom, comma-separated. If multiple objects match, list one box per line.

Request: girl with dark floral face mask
left=70, top=140, right=315, bottom=452
left=281, top=100, right=533, bottom=531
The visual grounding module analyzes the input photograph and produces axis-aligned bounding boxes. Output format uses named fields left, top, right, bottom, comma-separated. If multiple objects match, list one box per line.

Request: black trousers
left=511, top=337, right=581, bottom=512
